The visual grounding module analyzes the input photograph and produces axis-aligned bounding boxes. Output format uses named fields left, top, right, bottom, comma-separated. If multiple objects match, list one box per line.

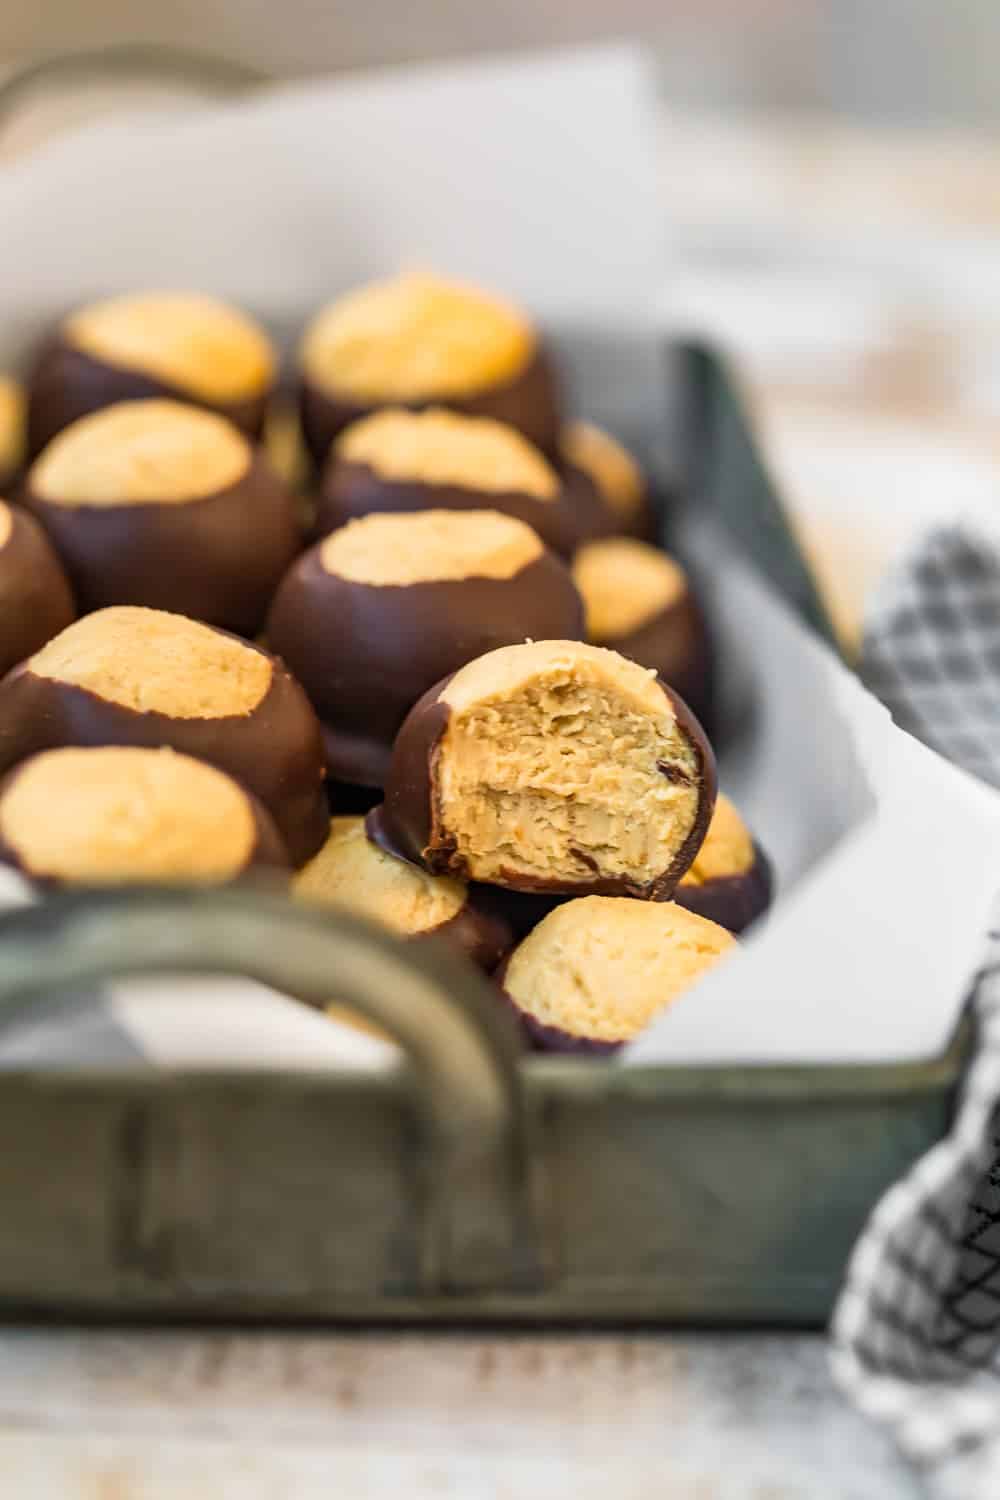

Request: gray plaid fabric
left=831, top=527, right=1000, bottom=1495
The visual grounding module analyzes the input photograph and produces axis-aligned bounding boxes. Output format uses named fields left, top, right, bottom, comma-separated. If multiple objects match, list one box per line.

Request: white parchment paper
left=1, top=45, right=999, bottom=1067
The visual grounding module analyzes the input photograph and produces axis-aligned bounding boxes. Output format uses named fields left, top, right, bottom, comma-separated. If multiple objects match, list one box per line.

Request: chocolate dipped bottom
left=0, top=746, right=289, bottom=888
left=295, top=816, right=511, bottom=972
left=0, top=377, right=25, bottom=495
left=560, top=421, right=656, bottom=541
left=267, top=510, right=585, bottom=789
left=0, top=500, right=76, bottom=676
left=370, top=638, right=716, bottom=899
left=673, top=793, right=773, bottom=934
left=0, top=607, right=328, bottom=865
left=298, top=272, right=561, bottom=466
left=23, top=401, right=300, bottom=635
left=573, top=538, right=713, bottom=728
left=497, top=896, right=737, bottom=1053
left=316, top=407, right=587, bottom=558
left=27, top=292, right=275, bottom=457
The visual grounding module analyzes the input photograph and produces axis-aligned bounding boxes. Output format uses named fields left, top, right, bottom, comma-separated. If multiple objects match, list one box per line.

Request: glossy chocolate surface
left=0, top=505, right=76, bottom=677
left=268, top=546, right=584, bottom=786
left=23, top=453, right=300, bottom=636
left=27, top=339, right=271, bottom=459
left=0, top=637, right=328, bottom=866
left=673, top=841, right=773, bottom=935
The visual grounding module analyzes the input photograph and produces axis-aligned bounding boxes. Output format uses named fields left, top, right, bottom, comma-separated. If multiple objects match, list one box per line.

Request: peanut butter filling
left=319, top=509, right=542, bottom=586
left=0, top=377, right=25, bottom=479
left=437, top=641, right=702, bottom=887
left=573, top=539, right=687, bottom=640
left=295, top=816, right=465, bottom=934
left=0, top=747, right=256, bottom=884
left=680, top=793, right=755, bottom=886
left=301, top=271, right=534, bottom=401
left=0, top=500, right=12, bottom=552
left=337, top=408, right=558, bottom=499
left=561, top=421, right=644, bottom=521
left=30, top=399, right=251, bottom=506
left=31, top=607, right=272, bottom=718
left=505, top=895, right=736, bottom=1042
left=65, top=292, right=275, bottom=402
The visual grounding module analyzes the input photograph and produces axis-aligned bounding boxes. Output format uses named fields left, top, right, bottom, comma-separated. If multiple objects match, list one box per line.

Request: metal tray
left=0, top=343, right=966, bottom=1326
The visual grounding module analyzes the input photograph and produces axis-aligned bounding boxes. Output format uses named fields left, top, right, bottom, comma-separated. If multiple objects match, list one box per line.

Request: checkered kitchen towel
left=831, top=526, right=1000, bottom=1498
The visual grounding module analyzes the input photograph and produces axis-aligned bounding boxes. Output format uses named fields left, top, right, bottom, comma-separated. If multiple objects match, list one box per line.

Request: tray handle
left=0, top=887, right=541, bottom=1296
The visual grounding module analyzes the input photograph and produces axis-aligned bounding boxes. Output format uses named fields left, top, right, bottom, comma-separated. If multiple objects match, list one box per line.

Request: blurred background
left=3, top=4, right=1000, bottom=646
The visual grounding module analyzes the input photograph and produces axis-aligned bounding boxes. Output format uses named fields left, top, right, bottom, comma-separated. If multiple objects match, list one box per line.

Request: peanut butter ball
left=317, top=406, right=599, bottom=557
left=0, top=746, right=287, bottom=887
left=561, top=421, right=654, bottom=540
left=499, top=895, right=736, bottom=1052
left=294, top=816, right=511, bottom=971
left=572, top=538, right=713, bottom=727
left=674, top=793, right=772, bottom=934
left=23, top=400, right=300, bottom=634
left=27, top=291, right=276, bottom=457
left=0, top=500, right=76, bottom=676
left=0, top=377, right=26, bottom=494
left=0, top=606, right=328, bottom=864
left=371, top=638, right=716, bottom=898
left=267, top=509, right=584, bottom=789
left=298, top=272, right=561, bottom=465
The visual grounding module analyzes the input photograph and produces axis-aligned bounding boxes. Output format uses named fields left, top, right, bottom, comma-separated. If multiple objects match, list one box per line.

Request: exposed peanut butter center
left=561, top=421, right=644, bottom=520
left=437, top=641, right=702, bottom=888
left=0, top=501, right=12, bottom=552
left=505, top=895, right=736, bottom=1042
left=337, top=408, right=558, bottom=499
left=680, top=793, right=755, bottom=886
left=0, top=747, right=256, bottom=884
left=64, top=292, right=275, bottom=403
left=295, top=816, right=465, bottom=934
left=301, top=272, right=534, bottom=401
left=0, top=377, right=25, bottom=478
left=31, top=606, right=272, bottom=718
left=30, top=399, right=251, bottom=507
left=573, top=539, right=687, bottom=640
left=319, top=509, right=542, bottom=586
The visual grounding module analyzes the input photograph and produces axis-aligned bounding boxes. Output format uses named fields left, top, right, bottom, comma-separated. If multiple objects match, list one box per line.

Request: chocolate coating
left=23, top=450, right=301, bottom=637
left=0, top=505, right=76, bottom=676
left=428, top=894, right=513, bottom=972
left=267, top=544, right=585, bottom=788
left=673, top=840, right=773, bottom=935
left=370, top=664, right=716, bottom=899
left=0, top=758, right=289, bottom=889
left=601, top=592, right=714, bottom=733
left=0, top=632, right=328, bottom=866
left=27, top=339, right=271, bottom=460
left=300, top=345, right=561, bottom=470
left=317, top=454, right=591, bottom=559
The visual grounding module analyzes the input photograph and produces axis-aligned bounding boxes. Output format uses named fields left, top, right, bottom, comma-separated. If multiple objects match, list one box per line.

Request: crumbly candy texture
left=680, top=793, right=755, bottom=885
left=336, top=408, right=558, bottom=499
left=573, top=538, right=688, bottom=640
left=319, top=509, right=543, bottom=587
left=301, top=271, right=535, bottom=401
left=561, top=421, right=644, bottom=521
left=30, top=607, right=272, bottom=719
left=505, top=895, right=736, bottom=1042
left=294, top=815, right=465, bottom=934
left=64, top=292, right=275, bottom=403
left=436, top=640, right=705, bottom=890
left=30, top=399, right=251, bottom=507
left=0, top=746, right=256, bottom=884
left=0, top=377, right=25, bottom=477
